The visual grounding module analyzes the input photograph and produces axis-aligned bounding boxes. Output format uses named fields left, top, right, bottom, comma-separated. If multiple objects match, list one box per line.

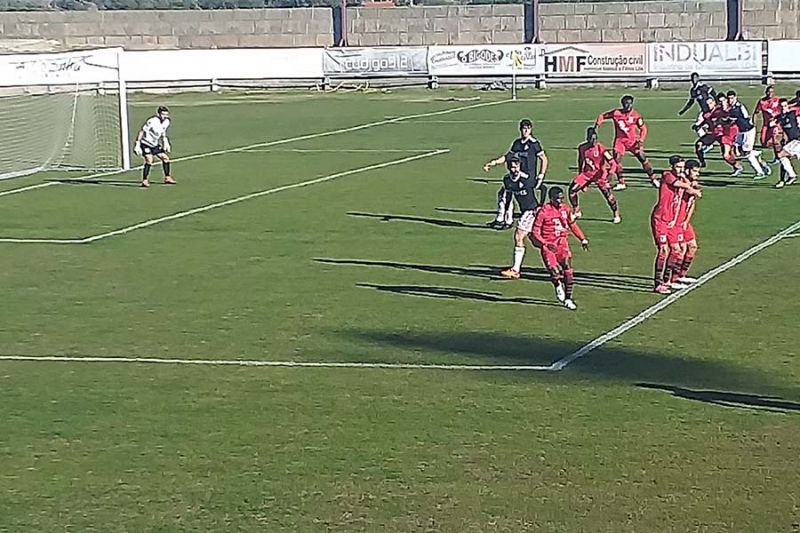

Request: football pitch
left=1, top=86, right=798, bottom=532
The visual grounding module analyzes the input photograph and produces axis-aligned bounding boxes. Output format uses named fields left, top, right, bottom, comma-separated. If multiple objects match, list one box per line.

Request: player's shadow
left=49, top=178, right=142, bottom=188
left=637, top=383, right=800, bottom=413
left=435, top=207, right=503, bottom=217
left=345, top=329, right=798, bottom=411
left=347, top=212, right=493, bottom=230
left=358, top=283, right=562, bottom=307
left=316, top=258, right=653, bottom=293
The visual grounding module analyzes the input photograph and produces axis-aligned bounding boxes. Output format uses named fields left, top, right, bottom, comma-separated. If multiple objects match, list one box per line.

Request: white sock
left=780, top=157, right=797, bottom=178
left=512, top=246, right=525, bottom=271
left=496, top=188, right=508, bottom=223
left=504, top=201, right=514, bottom=225
left=746, top=152, right=763, bottom=174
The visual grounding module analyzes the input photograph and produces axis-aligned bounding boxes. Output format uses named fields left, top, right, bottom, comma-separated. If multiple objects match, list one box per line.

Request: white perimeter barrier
left=5, top=40, right=800, bottom=86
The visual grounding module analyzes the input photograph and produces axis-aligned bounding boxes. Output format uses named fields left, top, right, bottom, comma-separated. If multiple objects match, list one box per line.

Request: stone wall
left=0, top=8, right=333, bottom=50
left=539, top=0, right=727, bottom=43
left=0, top=0, right=798, bottom=52
left=743, top=0, right=800, bottom=39
left=346, top=5, right=524, bottom=46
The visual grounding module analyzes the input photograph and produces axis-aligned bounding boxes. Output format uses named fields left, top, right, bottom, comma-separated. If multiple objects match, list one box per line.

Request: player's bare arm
left=537, top=151, right=548, bottom=181
left=678, top=97, right=694, bottom=116
left=568, top=219, right=589, bottom=250
left=483, top=154, right=506, bottom=172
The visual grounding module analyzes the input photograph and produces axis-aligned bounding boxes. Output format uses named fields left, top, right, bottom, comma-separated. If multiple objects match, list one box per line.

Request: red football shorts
left=540, top=241, right=572, bottom=270
left=573, top=170, right=611, bottom=191
left=651, top=217, right=670, bottom=246
left=760, top=125, right=779, bottom=147
left=667, top=225, right=685, bottom=246
left=613, top=137, right=641, bottom=155
left=720, top=125, right=738, bottom=146
left=683, top=223, right=696, bottom=242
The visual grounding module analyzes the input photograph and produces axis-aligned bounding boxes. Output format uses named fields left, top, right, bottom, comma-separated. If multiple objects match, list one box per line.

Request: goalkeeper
left=134, top=106, right=175, bottom=188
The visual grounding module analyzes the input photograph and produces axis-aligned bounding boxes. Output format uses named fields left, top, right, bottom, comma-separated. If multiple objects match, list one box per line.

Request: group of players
left=483, top=75, right=800, bottom=310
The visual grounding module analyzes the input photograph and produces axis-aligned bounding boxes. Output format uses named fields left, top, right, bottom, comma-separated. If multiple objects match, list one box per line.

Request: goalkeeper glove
left=161, top=137, right=171, bottom=153
left=133, top=143, right=143, bottom=156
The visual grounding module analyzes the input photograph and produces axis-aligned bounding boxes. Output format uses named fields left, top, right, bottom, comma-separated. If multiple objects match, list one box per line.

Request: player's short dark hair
left=668, top=155, right=685, bottom=166
left=690, top=72, right=699, bottom=79
left=726, top=90, right=737, bottom=97
left=549, top=186, right=564, bottom=199
left=621, top=95, right=634, bottom=104
left=519, top=118, right=533, bottom=129
left=157, top=105, right=169, bottom=114
left=779, top=98, right=789, bottom=104
left=586, top=127, right=597, bottom=138
left=685, top=159, right=700, bottom=170
left=508, top=153, right=521, bottom=164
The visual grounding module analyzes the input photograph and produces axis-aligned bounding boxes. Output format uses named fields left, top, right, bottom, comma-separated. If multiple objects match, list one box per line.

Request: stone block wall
left=539, top=0, right=727, bottom=43
left=743, top=0, right=800, bottom=39
left=346, top=5, right=524, bottom=46
left=0, top=8, right=333, bottom=50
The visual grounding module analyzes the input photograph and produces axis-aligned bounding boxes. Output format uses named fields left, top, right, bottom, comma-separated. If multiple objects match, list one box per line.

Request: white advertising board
left=768, top=40, right=800, bottom=73
left=121, top=48, right=324, bottom=82
left=0, top=48, right=121, bottom=87
left=648, top=41, right=762, bottom=76
left=540, top=43, right=647, bottom=76
left=428, top=45, right=542, bottom=76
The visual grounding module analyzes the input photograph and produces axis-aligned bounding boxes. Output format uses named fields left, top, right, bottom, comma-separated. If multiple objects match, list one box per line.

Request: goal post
left=0, top=47, right=130, bottom=181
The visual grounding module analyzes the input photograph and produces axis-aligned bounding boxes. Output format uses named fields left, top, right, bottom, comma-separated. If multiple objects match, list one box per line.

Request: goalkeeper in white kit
left=134, top=106, right=175, bottom=188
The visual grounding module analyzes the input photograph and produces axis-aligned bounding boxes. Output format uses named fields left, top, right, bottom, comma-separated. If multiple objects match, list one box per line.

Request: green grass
left=0, top=86, right=798, bottom=532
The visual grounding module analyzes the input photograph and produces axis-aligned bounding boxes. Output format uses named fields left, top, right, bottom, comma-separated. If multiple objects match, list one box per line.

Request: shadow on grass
left=344, top=329, right=798, bottom=413
left=49, top=178, right=142, bottom=188
left=317, top=258, right=652, bottom=294
left=347, top=211, right=494, bottom=230
left=357, top=283, right=562, bottom=308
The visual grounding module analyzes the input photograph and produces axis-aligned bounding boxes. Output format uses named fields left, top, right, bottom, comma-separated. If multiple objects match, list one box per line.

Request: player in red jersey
left=670, top=159, right=702, bottom=288
left=694, top=94, right=742, bottom=175
left=754, top=85, right=782, bottom=159
left=531, top=186, right=590, bottom=310
left=568, top=127, right=621, bottom=224
left=595, top=94, right=656, bottom=191
left=650, top=156, right=703, bottom=295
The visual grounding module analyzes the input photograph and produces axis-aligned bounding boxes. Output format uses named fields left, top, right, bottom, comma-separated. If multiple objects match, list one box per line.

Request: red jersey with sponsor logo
left=703, top=107, right=727, bottom=137
left=755, top=96, right=781, bottom=124
left=532, top=202, right=586, bottom=246
left=677, top=189, right=696, bottom=226
left=578, top=141, right=610, bottom=173
left=652, top=171, right=683, bottom=224
left=597, top=109, right=643, bottom=142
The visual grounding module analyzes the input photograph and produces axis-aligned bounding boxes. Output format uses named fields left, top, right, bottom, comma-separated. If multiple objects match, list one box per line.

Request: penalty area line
left=551, top=217, right=800, bottom=371
left=0, top=354, right=553, bottom=371
left=0, top=150, right=450, bottom=245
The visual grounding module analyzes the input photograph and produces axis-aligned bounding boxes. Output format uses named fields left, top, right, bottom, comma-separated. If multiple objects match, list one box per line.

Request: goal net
left=0, top=48, right=130, bottom=180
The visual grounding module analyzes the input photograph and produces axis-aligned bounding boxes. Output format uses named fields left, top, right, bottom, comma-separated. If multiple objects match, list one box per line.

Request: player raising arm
left=531, top=187, right=589, bottom=310
left=678, top=72, right=716, bottom=136
left=484, top=118, right=548, bottom=229
left=134, top=105, right=175, bottom=188
left=568, top=127, right=621, bottom=223
left=595, top=95, right=655, bottom=190
left=651, top=156, right=702, bottom=295
left=498, top=155, right=541, bottom=280
left=774, top=98, right=800, bottom=188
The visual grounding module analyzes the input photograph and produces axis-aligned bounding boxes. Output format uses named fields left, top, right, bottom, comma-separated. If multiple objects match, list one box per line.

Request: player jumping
left=595, top=95, right=655, bottom=190
left=678, top=72, right=716, bottom=138
left=498, top=155, right=542, bottom=279
left=484, top=119, right=548, bottom=229
left=134, top=105, right=175, bottom=188
left=774, top=98, right=800, bottom=188
left=651, top=156, right=703, bottom=294
left=531, top=186, right=590, bottom=310
left=568, top=127, right=621, bottom=223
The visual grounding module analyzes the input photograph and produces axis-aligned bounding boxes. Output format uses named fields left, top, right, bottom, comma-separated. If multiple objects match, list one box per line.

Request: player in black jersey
left=497, top=155, right=542, bottom=279
left=726, top=90, right=771, bottom=179
left=679, top=72, right=716, bottom=137
left=774, top=99, right=800, bottom=188
left=484, top=118, right=549, bottom=229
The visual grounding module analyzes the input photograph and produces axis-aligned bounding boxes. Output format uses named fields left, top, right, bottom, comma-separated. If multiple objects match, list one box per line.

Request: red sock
left=550, top=273, right=562, bottom=288
left=605, top=192, right=618, bottom=213
left=564, top=269, right=575, bottom=299
left=679, top=252, right=695, bottom=278
left=654, top=251, right=667, bottom=287
left=642, top=159, right=654, bottom=178
left=666, top=251, right=683, bottom=283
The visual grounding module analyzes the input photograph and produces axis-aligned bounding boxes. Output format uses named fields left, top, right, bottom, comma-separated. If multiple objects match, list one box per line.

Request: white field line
left=0, top=150, right=449, bottom=245
left=782, top=233, right=800, bottom=239
left=240, top=148, right=442, bottom=153
left=550, top=218, right=800, bottom=371
left=403, top=118, right=687, bottom=125
left=4, top=219, right=797, bottom=370
left=0, top=354, right=551, bottom=371
left=0, top=98, right=508, bottom=201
